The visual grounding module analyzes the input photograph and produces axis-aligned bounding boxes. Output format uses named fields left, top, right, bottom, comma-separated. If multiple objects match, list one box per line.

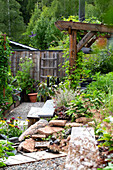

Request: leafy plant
left=16, top=57, right=38, bottom=95
left=0, top=140, right=15, bottom=167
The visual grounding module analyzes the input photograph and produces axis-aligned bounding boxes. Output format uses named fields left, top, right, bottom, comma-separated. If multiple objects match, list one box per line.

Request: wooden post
left=69, top=29, right=77, bottom=73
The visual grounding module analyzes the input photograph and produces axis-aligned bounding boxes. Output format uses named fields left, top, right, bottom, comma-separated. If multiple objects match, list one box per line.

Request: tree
left=0, top=0, right=25, bottom=41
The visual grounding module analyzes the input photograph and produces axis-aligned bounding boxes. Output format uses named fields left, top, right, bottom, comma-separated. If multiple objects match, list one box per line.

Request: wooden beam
left=55, top=21, right=113, bottom=33
left=69, top=30, right=77, bottom=72
left=86, top=37, right=97, bottom=48
left=77, top=31, right=95, bottom=52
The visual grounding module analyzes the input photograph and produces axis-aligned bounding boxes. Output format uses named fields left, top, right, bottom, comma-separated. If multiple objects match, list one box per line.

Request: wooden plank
left=55, top=20, right=113, bottom=33
left=77, top=31, right=95, bottom=52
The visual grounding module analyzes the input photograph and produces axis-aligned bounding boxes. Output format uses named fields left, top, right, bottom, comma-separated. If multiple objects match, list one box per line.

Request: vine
left=0, top=33, right=11, bottom=92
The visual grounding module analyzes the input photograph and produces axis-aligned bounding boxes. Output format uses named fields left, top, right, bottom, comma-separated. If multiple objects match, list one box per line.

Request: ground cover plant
left=0, top=117, right=23, bottom=138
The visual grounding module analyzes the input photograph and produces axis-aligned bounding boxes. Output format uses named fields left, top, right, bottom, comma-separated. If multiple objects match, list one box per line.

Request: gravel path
left=6, top=102, right=44, bottom=120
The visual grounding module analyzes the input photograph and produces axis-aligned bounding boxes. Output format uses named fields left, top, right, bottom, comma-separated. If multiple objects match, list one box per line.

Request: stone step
left=27, top=100, right=55, bottom=118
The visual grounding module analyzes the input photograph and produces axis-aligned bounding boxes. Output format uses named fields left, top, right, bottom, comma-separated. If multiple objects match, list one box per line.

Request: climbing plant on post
left=0, top=33, right=11, bottom=98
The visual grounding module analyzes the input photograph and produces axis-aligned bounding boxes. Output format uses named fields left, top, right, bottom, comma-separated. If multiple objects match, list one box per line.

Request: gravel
left=1, top=156, right=66, bottom=170
left=6, top=102, right=44, bottom=120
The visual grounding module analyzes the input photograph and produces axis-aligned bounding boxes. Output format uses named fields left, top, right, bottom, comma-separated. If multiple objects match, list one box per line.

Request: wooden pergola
left=55, top=21, right=113, bottom=72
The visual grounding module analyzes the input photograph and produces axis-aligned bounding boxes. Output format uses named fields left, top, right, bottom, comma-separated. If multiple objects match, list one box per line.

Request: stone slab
left=65, top=127, right=99, bottom=169
left=5, top=151, right=67, bottom=166
left=37, top=126, right=64, bottom=136
left=27, top=100, right=55, bottom=118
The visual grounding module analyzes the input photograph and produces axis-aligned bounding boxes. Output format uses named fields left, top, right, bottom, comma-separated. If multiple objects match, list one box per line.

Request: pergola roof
left=55, top=21, right=113, bottom=33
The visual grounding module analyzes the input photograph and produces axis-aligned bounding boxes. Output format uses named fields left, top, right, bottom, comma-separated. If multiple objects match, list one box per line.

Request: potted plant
left=16, top=57, right=39, bottom=102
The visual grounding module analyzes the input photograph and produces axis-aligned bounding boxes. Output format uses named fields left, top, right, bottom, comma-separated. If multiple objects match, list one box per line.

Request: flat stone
left=32, top=134, right=46, bottom=139
left=5, top=154, right=36, bottom=165
left=18, top=138, right=36, bottom=152
left=35, top=141, right=49, bottom=148
left=19, top=119, right=48, bottom=141
left=65, top=122, right=83, bottom=127
left=65, top=127, right=99, bottom=169
left=76, top=117, right=92, bottom=124
left=5, top=151, right=67, bottom=166
left=49, top=120, right=67, bottom=127
left=37, top=126, right=64, bottom=136
left=27, top=100, right=55, bottom=118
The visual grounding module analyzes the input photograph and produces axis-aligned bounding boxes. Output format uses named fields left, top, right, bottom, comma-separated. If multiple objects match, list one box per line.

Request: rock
left=8, top=137, right=19, bottom=143
left=65, top=128, right=72, bottom=136
left=49, top=120, right=67, bottom=127
left=19, top=119, right=48, bottom=141
left=65, top=122, right=83, bottom=127
left=88, top=121, right=95, bottom=127
left=54, top=139, right=60, bottom=145
left=76, top=117, right=92, bottom=124
left=31, top=134, right=46, bottom=140
left=67, top=135, right=71, bottom=141
left=35, top=141, right=49, bottom=148
left=37, top=126, right=64, bottom=136
left=0, top=134, right=8, bottom=140
left=18, top=138, right=36, bottom=152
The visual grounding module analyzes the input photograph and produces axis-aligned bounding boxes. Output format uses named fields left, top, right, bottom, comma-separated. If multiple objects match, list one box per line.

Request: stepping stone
left=65, top=127, right=100, bottom=169
left=27, top=100, right=55, bottom=118
left=5, top=151, right=67, bottom=166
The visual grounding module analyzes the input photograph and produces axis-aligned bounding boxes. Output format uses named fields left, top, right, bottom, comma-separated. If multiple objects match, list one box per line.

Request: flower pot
left=28, top=93, right=37, bottom=103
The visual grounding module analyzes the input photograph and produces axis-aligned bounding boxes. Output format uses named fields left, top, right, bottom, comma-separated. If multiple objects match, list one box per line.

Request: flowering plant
left=0, top=117, right=22, bottom=138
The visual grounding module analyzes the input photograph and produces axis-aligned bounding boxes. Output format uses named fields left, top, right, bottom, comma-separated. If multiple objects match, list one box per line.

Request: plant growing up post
left=0, top=33, right=11, bottom=99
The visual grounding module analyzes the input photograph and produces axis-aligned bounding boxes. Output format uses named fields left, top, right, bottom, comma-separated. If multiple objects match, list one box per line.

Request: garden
left=0, top=16, right=113, bottom=169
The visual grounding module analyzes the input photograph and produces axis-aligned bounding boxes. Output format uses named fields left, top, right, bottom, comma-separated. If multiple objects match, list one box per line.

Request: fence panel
left=10, top=50, right=65, bottom=81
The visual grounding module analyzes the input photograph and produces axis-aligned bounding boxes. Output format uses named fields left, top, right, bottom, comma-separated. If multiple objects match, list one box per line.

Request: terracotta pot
left=28, top=93, right=37, bottom=103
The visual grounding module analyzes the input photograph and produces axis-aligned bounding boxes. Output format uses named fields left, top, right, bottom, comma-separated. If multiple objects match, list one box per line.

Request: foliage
left=16, top=57, right=38, bottom=94
left=0, top=34, right=13, bottom=117
left=66, top=91, right=103, bottom=122
left=37, top=76, right=57, bottom=102
left=53, top=84, right=77, bottom=107
left=0, top=117, right=22, bottom=138
left=87, top=72, right=113, bottom=94
left=0, top=0, right=25, bottom=41
left=0, top=140, right=15, bottom=167
left=84, top=45, right=113, bottom=74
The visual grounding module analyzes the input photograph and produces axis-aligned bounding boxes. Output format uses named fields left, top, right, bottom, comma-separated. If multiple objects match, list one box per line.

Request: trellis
left=55, top=21, right=113, bottom=73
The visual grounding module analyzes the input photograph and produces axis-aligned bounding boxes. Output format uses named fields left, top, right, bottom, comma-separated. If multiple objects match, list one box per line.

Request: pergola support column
left=69, top=30, right=77, bottom=73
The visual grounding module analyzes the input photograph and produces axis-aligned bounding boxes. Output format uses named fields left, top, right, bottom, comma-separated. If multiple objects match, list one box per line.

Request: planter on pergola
left=55, top=20, right=113, bottom=73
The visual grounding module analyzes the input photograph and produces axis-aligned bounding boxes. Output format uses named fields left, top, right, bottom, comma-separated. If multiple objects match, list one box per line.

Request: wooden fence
left=10, top=50, right=65, bottom=81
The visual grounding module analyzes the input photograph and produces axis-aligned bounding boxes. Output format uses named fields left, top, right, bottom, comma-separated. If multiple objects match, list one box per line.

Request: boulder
left=49, top=120, right=67, bottom=127
left=19, top=119, right=48, bottom=141
left=37, top=126, right=64, bottom=136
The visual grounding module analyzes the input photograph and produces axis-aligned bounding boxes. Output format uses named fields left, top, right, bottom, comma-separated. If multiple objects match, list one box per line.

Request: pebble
left=1, top=157, right=66, bottom=170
